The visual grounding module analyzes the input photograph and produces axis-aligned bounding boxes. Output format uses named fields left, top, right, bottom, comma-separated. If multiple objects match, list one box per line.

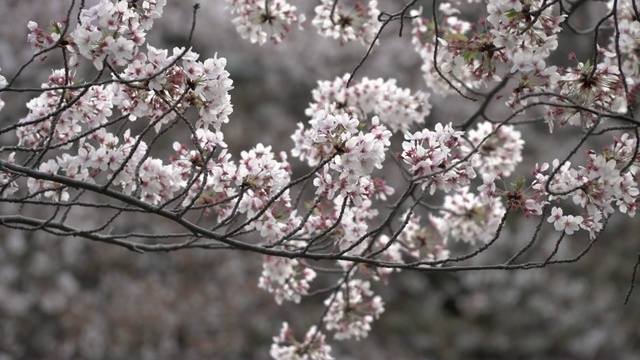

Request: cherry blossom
left=431, top=186, right=506, bottom=245
left=0, top=153, right=19, bottom=197
left=411, top=4, right=482, bottom=93
left=324, top=279, right=384, bottom=340
left=545, top=58, right=625, bottom=130
left=66, top=0, right=166, bottom=69
left=401, top=123, right=476, bottom=194
left=3, top=1, right=640, bottom=358
left=487, top=0, right=564, bottom=68
left=293, top=108, right=391, bottom=205
left=0, top=67, right=6, bottom=112
left=259, top=256, right=317, bottom=304
left=607, top=0, right=640, bottom=79
left=531, top=142, right=640, bottom=238
left=270, top=322, right=333, bottom=360
left=464, top=121, right=524, bottom=178
left=477, top=173, right=498, bottom=205
left=547, top=206, right=583, bottom=235
left=305, top=74, right=431, bottom=133
left=227, top=0, right=306, bottom=44
left=27, top=20, right=61, bottom=52
left=394, top=211, right=450, bottom=264
left=312, top=0, right=381, bottom=45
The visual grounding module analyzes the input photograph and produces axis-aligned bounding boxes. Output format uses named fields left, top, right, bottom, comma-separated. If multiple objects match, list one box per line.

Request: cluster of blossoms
left=531, top=146, right=640, bottom=238
left=545, top=58, right=626, bottom=131
left=432, top=3, right=505, bottom=84
left=171, top=133, right=237, bottom=214
left=17, top=0, right=234, bottom=207
left=226, top=0, right=306, bottom=44
left=324, top=279, right=384, bottom=340
left=475, top=131, right=640, bottom=237
left=270, top=322, right=333, bottom=360
left=16, top=45, right=234, bottom=206
left=16, top=69, right=114, bottom=149
left=292, top=107, right=391, bottom=204
left=259, top=255, right=317, bottom=304
left=547, top=207, right=583, bottom=235
left=411, top=0, right=565, bottom=104
left=0, top=153, right=18, bottom=197
left=487, top=0, right=564, bottom=70
left=393, top=211, right=450, bottom=264
left=294, top=184, right=392, bottom=263
left=506, top=56, right=560, bottom=109
left=174, top=137, right=300, bottom=239
left=401, top=122, right=476, bottom=194
left=235, top=144, right=292, bottom=214
left=605, top=132, right=640, bottom=174
left=7, top=1, right=640, bottom=359
left=312, top=0, right=381, bottom=45
left=326, top=198, right=381, bottom=259
left=463, top=121, right=524, bottom=177
left=306, top=73, right=431, bottom=133
left=410, top=4, right=482, bottom=94
left=26, top=20, right=64, bottom=54
left=611, top=0, right=640, bottom=79
left=112, top=46, right=234, bottom=131
left=431, top=186, right=507, bottom=245
left=28, top=0, right=167, bottom=69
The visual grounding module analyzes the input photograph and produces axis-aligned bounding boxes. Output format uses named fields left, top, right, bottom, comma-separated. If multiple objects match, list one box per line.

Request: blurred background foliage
left=0, top=1, right=638, bottom=359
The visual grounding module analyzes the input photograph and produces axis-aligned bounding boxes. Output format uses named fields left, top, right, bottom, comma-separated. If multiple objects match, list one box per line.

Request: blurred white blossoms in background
left=227, top=0, right=306, bottom=44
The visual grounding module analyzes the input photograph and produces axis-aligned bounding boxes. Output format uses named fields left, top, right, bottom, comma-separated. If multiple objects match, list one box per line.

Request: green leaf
left=512, top=176, right=525, bottom=191
left=463, top=50, right=478, bottom=63
left=445, top=33, right=468, bottom=42
left=505, top=9, right=520, bottom=20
